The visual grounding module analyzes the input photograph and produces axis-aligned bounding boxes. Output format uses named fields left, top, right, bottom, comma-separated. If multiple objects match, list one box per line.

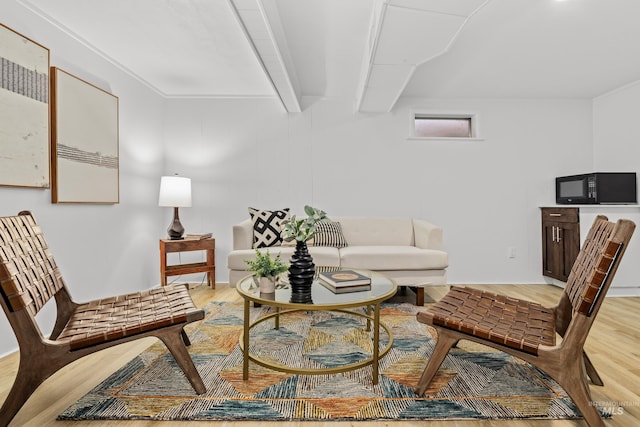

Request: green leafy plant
left=244, top=249, right=289, bottom=279
left=281, top=205, right=328, bottom=243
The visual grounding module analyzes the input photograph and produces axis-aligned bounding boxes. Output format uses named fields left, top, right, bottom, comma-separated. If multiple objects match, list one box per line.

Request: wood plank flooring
left=1, top=283, right=638, bottom=427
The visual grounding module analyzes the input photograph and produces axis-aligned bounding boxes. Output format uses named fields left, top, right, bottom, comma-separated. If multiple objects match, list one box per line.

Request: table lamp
left=158, top=175, right=192, bottom=239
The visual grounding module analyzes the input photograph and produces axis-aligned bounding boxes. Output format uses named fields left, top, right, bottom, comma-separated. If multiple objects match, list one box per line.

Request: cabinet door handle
left=551, top=226, right=556, bottom=242
left=557, top=227, right=562, bottom=243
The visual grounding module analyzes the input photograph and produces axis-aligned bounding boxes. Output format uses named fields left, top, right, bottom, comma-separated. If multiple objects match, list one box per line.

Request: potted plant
left=281, top=205, right=328, bottom=303
left=244, top=249, right=289, bottom=293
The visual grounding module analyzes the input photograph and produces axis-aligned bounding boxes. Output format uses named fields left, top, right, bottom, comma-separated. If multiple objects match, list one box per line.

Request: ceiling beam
left=356, top=0, right=490, bottom=113
left=229, top=0, right=302, bottom=112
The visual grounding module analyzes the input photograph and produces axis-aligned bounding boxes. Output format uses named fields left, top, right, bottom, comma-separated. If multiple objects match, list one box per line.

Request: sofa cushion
left=333, top=217, right=414, bottom=246
left=248, top=207, right=289, bottom=248
left=227, top=246, right=340, bottom=270
left=339, top=246, right=448, bottom=271
left=313, top=221, right=348, bottom=248
left=308, top=246, right=342, bottom=267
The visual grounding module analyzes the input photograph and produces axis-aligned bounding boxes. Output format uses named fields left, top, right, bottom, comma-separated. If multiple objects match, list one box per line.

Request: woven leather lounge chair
left=0, top=212, right=206, bottom=426
left=415, top=215, right=635, bottom=427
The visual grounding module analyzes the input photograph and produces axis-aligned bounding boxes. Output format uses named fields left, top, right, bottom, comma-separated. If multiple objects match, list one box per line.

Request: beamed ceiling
left=20, top=0, right=640, bottom=112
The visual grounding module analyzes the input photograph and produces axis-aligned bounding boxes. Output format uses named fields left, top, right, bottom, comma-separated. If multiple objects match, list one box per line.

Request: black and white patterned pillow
left=313, top=221, right=348, bottom=248
left=248, top=207, right=290, bottom=248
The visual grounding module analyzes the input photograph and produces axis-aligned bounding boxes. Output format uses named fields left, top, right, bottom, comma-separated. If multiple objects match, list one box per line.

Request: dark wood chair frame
left=415, top=215, right=635, bottom=427
left=0, top=212, right=206, bottom=426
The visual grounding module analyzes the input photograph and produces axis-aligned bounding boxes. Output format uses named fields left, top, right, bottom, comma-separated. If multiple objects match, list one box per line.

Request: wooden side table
left=160, top=237, right=215, bottom=288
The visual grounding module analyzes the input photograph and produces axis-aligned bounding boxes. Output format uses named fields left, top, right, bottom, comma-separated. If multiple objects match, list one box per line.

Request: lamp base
left=167, top=207, right=185, bottom=240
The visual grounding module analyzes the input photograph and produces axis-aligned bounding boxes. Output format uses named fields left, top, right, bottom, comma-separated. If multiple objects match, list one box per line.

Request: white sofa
left=227, top=216, right=448, bottom=305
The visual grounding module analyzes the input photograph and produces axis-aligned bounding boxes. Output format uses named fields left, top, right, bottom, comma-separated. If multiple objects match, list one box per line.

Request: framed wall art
left=0, top=23, right=50, bottom=188
left=51, top=67, right=119, bottom=204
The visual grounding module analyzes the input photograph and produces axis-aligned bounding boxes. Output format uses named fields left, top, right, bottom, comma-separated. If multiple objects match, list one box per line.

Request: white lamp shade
left=158, top=176, right=192, bottom=207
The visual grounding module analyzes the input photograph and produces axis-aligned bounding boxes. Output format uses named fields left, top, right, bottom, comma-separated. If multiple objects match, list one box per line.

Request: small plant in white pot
left=244, top=249, right=289, bottom=293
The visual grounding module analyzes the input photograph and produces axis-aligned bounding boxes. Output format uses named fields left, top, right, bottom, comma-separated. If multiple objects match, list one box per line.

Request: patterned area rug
left=59, top=301, right=585, bottom=421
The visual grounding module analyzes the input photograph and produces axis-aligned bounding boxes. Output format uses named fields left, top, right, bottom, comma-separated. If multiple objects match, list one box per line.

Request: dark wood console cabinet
left=541, top=207, right=580, bottom=282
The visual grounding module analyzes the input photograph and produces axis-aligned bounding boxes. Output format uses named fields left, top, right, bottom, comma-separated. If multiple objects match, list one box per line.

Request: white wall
left=590, top=81, right=640, bottom=294
left=0, top=2, right=166, bottom=355
left=163, top=95, right=593, bottom=285
left=316, top=97, right=593, bottom=284
left=593, top=81, right=640, bottom=170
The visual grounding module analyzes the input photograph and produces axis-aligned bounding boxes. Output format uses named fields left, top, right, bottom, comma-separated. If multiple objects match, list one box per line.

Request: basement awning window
left=411, top=113, right=480, bottom=140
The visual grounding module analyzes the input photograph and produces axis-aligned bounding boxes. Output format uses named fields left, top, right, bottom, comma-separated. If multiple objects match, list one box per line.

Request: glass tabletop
left=236, top=269, right=397, bottom=308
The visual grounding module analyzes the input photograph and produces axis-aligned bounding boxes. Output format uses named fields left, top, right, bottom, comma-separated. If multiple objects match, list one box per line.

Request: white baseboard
left=452, top=281, right=640, bottom=298
left=0, top=348, right=17, bottom=359
left=154, top=282, right=202, bottom=289
left=543, top=277, right=640, bottom=297
left=606, top=287, right=640, bottom=297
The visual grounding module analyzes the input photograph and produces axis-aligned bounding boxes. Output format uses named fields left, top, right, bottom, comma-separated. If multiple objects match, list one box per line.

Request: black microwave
left=556, top=172, right=637, bottom=204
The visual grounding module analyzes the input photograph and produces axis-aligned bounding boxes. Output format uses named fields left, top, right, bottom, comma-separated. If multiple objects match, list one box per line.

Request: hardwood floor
left=1, top=283, right=638, bottom=427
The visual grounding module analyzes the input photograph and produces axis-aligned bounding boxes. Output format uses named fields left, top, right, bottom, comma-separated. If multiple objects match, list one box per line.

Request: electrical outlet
left=508, top=247, right=517, bottom=259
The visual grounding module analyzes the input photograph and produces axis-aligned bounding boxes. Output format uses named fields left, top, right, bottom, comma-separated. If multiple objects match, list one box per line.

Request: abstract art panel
left=51, top=67, right=119, bottom=203
left=0, top=23, right=50, bottom=188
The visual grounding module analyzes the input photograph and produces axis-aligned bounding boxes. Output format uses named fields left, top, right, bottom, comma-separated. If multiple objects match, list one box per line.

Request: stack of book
left=318, top=270, right=371, bottom=293
left=186, top=233, right=212, bottom=240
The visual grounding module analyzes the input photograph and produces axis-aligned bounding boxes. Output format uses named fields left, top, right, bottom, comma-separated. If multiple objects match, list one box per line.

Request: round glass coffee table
left=236, top=269, right=397, bottom=385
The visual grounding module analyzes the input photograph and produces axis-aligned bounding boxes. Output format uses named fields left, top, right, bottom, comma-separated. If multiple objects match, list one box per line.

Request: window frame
left=408, top=111, right=483, bottom=141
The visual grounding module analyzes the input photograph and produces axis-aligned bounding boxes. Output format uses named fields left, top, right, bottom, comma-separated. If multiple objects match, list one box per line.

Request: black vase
left=288, top=240, right=315, bottom=303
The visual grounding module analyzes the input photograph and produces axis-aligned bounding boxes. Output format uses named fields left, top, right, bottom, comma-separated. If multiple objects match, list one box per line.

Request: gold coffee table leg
left=243, top=299, right=250, bottom=380
left=372, top=303, right=380, bottom=384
